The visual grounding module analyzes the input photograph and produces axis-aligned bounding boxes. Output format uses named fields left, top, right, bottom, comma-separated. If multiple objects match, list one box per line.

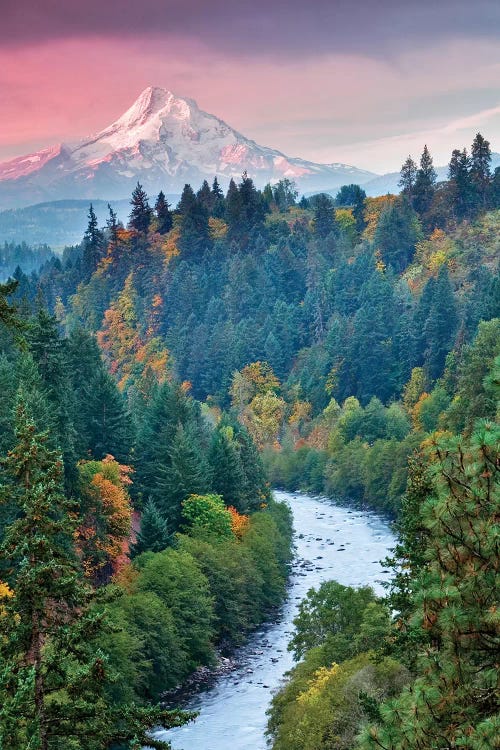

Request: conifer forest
left=0, top=9, right=499, bottom=744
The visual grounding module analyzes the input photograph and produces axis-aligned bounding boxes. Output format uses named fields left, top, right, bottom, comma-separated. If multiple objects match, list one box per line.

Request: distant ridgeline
left=0, top=240, right=53, bottom=282
left=5, top=131, right=500, bottom=519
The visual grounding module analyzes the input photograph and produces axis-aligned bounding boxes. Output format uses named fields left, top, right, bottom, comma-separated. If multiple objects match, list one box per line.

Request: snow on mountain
left=0, top=87, right=376, bottom=208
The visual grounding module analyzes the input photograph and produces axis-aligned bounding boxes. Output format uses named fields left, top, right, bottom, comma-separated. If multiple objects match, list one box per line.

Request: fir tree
left=156, top=425, right=211, bottom=531
left=131, top=498, right=171, bottom=556
left=83, top=204, right=105, bottom=279
left=106, top=203, right=121, bottom=245
left=154, top=190, right=173, bottom=235
left=0, top=398, right=107, bottom=749
left=413, top=145, right=437, bottom=215
left=178, top=183, right=211, bottom=258
left=128, top=182, right=152, bottom=233
left=312, top=193, right=336, bottom=238
left=209, top=425, right=246, bottom=511
left=448, top=148, right=472, bottom=219
left=470, top=132, right=492, bottom=210
left=0, top=398, right=189, bottom=749
left=399, top=155, right=418, bottom=201
left=422, top=265, right=459, bottom=380
left=28, top=309, right=78, bottom=492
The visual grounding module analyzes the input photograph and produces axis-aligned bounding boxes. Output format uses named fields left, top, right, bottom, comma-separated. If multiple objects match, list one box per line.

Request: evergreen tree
left=178, top=183, right=211, bottom=258
left=154, top=190, right=173, bottom=234
left=422, top=265, right=459, bottom=380
left=128, top=182, right=152, bottom=233
left=374, top=199, right=422, bottom=272
left=106, top=203, right=121, bottom=246
left=156, top=424, right=211, bottom=531
left=312, top=193, right=336, bottom=238
left=448, top=148, right=472, bottom=219
left=0, top=398, right=188, bottom=749
left=361, top=422, right=500, bottom=750
left=211, top=176, right=225, bottom=217
left=82, top=204, right=105, bottom=279
left=413, top=145, right=437, bottom=215
left=131, top=498, right=171, bottom=555
left=83, top=367, right=134, bottom=462
left=470, top=132, right=492, bottom=210
left=0, top=279, right=22, bottom=333
left=28, top=309, right=78, bottom=492
left=209, top=425, right=246, bottom=511
left=197, top=179, right=213, bottom=212
left=0, top=398, right=108, bottom=749
left=399, top=155, right=418, bottom=201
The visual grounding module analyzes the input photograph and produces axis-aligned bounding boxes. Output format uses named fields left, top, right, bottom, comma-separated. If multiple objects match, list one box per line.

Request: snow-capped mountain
left=0, top=87, right=376, bottom=208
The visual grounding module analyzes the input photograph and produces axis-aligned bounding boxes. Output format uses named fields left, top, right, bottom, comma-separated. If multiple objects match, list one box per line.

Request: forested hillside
left=10, top=131, right=500, bottom=515
left=0, top=130, right=498, bottom=749
left=0, top=281, right=292, bottom=746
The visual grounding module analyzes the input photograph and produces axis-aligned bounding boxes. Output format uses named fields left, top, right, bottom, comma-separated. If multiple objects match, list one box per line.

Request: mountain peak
left=0, top=88, right=377, bottom=208
left=115, top=86, right=175, bottom=128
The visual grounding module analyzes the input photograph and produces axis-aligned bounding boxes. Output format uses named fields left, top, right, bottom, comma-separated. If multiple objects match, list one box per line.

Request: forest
left=0, top=130, right=499, bottom=749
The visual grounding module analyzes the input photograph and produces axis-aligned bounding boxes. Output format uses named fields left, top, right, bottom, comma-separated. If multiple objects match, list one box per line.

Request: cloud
left=3, top=0, right=500, bottom=60
left=0, top=26, right=498, bottom=172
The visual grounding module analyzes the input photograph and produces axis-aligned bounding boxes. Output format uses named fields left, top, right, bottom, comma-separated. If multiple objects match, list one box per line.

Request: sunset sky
left=1, top=0, right=500, bottom=172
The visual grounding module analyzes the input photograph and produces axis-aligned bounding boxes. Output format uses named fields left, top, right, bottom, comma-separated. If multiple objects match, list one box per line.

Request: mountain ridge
left=0, top=86, right=376, bottom=209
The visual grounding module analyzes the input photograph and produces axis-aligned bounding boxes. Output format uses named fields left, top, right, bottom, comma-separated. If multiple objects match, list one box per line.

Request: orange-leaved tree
left=76, top=455, right=132, bottom=583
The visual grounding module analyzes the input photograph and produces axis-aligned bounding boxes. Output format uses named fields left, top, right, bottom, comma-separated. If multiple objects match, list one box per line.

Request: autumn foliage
left=76, top=455, right=133, bottom=582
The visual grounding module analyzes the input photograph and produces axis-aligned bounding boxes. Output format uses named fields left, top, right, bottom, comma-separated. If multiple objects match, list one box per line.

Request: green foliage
left=128, top=183, right=153, bottom=233
left=360, top=422, right=500, bottom=750
left=289, top=581, right=384, bottom=662
left=135, top=547, right=215, bottom=671
left=268, top=581, right=404, bottom=750
left=182, top=493, right=233, bottom=538
left=374, top=199, right=423, bottom=272
left=131, top=498, right=171, bottom=556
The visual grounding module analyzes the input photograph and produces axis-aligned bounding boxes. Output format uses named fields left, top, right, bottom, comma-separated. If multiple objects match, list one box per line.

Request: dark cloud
left=3, top=0, right=500, bottom=57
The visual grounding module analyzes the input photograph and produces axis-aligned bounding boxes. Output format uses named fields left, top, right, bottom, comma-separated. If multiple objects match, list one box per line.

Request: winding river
left=154, top=490, right=395, bottom=750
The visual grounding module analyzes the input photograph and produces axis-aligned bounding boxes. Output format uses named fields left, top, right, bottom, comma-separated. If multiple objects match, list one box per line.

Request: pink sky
left=1, top=2, right=500, bottom=172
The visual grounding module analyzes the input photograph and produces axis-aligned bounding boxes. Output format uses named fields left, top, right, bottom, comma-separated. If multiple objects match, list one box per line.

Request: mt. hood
left=0, top=87, right=375, bottom=208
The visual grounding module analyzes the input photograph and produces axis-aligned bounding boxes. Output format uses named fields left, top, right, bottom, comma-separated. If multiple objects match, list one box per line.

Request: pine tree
left=360, top=422, right=500, bottom=750
left=128, top=182, right=152, bottom=233
left=154, top=190, right=173, bottom=235
left=131, top=498, right=171, bottom=556
left=413, top=145, right=437, bottom=215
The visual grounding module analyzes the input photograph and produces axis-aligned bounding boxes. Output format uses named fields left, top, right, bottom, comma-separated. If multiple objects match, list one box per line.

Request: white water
left=154, top=491, right=395, bottom=750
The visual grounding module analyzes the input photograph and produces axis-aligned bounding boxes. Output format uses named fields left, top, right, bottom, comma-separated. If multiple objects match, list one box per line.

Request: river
left=154, top=490, right=395, bottom=750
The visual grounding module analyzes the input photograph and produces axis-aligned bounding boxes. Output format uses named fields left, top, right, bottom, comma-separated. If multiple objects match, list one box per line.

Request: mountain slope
left=0, top=87, right=376, bottom=209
